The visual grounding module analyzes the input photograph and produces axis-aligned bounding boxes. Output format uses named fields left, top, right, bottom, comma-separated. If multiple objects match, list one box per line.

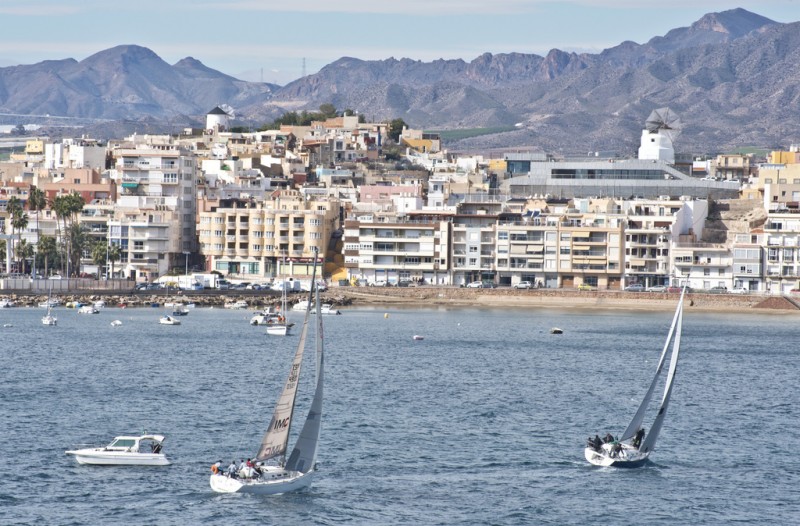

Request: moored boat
left=66, top=434, right=170, bottom=466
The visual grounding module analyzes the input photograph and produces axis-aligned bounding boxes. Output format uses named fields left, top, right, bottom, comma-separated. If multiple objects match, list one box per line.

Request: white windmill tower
left=638, top=108, right=682, bottom=164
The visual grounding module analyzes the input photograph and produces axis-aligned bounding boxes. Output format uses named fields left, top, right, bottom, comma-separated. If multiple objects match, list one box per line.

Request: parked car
left=666, top=286, right=683, bottom=293
left=577, top=284, right=594, bottom=291
left=466, top=281, right=483, bottom=288
left=730, top=287, right=749, bottom=294
left=514, top=281, right=533, bottom=289
left=624, top=284, right=645, bottom=292
left=646, top=285, right=667, bottom=292
left=707, top=286, right=728, bottom=294
left=371, top=279, right=388, bottom=287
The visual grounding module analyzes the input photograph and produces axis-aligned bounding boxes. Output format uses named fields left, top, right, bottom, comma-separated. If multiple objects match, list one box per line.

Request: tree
left=37, top=235, right=57, bottom=277
left=28, top=186, right=46, bottom=275
left=388, top=118, right=407, bottom=142
left=7, top=196, right=28, bottom=273
left=91, top=241, right=107, bottom=273
left=108, top=244, right=121, bottom=279
left=318, top=103, right=337, bottom=118
left=67, top=223, right=86, bottom=277
left=16, top=239, right=32, bottom=274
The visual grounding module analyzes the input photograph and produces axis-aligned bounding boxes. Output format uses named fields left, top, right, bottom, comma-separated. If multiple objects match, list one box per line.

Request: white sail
left=254, top=255, right=318, bottom=462
left=639, top=302, right=683, bottom=454
left=621, top=287, right=686, bottom=442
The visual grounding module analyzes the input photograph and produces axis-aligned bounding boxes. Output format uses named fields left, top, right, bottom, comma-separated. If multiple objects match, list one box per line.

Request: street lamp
left=183, top=251, right=190, bottom=276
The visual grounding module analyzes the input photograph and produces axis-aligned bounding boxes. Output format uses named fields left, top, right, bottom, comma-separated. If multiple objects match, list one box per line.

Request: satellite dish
left=645, top=108, right=682, bottom=142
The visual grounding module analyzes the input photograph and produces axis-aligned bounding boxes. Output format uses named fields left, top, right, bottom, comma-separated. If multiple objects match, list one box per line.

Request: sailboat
left=210, top=252, right=324, bottom=494
left=266, top=256, right=291, bottom=337
left=41, top=284, right=58, bottom=326
left=584, top=286, right=686, bottom=467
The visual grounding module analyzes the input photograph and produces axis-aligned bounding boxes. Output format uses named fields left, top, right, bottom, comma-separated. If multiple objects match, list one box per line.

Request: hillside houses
left=3, top=114, right=800, bottom=294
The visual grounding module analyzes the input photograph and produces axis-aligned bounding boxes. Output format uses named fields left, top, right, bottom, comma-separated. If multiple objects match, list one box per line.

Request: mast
left=255, top=255, right=318, bottom=463
left=621, top=286, right=686, bottom=442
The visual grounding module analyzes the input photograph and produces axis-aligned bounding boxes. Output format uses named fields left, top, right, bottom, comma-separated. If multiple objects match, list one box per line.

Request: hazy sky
left=1, top=1, right=799, bottom=85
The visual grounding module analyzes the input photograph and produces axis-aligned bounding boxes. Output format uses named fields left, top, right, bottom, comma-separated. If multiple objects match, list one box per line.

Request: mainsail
left=620, top=287, right=686, bottom=442
left=255, top=257, right=318, bottom=462
left=640, top=300, right=683, bottom=454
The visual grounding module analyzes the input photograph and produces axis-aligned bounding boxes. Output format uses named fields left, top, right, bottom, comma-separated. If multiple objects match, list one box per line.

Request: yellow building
left=198, top=190, right=340, bottom=279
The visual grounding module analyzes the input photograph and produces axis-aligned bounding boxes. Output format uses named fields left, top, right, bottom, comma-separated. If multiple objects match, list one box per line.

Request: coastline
left=3, top=286, right=799, bottom=313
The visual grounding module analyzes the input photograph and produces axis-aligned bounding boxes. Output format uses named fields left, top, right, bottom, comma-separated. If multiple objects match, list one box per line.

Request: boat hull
left=266, top=324, right=289, bottom=336
left=210, top=469, right=314, bottom=494
left=584, top=445, right=650, bottom=468
left=66, top=450, right=170, bottom=466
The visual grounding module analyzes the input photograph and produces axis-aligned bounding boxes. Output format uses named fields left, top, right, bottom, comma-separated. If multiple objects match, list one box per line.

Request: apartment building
left=198, top=190, right=340, bottom=279
left=343, top=213, right=449, bottom=285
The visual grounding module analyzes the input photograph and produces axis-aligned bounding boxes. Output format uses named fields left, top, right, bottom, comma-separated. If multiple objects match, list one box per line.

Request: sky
left=1, top=1, right=800, bottom=86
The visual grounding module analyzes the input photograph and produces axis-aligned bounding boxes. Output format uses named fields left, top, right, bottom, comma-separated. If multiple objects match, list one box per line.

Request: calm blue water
left=1, top=303, right=798, bottom=525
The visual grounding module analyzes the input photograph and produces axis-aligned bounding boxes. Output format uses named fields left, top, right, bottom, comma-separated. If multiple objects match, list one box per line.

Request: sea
left=1, top=302, right=798, bottom=525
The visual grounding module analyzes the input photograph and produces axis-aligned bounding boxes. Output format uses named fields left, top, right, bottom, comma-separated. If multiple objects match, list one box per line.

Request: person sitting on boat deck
left=603, top=433, right=615, bottom=444
left=210, top=460, right=222, bottom=475
left=632, top=427, right=646, bottom=449
left=227, top=460, right=238, bottom=478
left=592, top=435, right=603, bottom=451
left=609, top=442, right=623, bottom=458
left=151, top=442, right=162, bottom=454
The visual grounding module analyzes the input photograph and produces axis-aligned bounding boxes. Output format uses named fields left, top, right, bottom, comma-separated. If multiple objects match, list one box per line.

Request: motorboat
left=293, top=300, right=341, bottom=315
left=93, top=300, right=106, bottom=309
left=225, top=300, right=249, bottom=310
left=110, top=320, right=123, bottom=327
left=159, top=315, right=181, bottom=326
left=413, top=335, right=424, bottom=340
left=78, top=305, right=99, bottom=314
left=171, top=303, right=189, bottom=316
left=550, top=327, right=563, bottom=334
left=0, top=298, right=15, bottom=308
left=66, top=434, right=170, bottom=466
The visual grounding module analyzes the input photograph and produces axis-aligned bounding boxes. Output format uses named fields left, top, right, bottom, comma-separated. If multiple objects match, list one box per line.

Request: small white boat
left=42, top=285, right=57, bottom=325
left=0, top=298, right=15, bottom=308
left=110, top=320, right=123, bottom=327
left=93, top=300, right=106, bottom=309
left=550, top=327, right=563, bottom=334
left=159, top=315, right=181, bottom=326
left=38, top=299, right=61, bottom=308
left=413, top=335, right=424, bottom=340
left=293, top=300, right=340, bottom=315
left=66, top=434, right=170, bottom=466
left=78, top=305, right=99, bottom=314
left=225, top=300, right=249, bottom=310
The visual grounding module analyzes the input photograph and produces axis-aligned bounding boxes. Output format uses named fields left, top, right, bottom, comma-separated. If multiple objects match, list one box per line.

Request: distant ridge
left=2, top=9, right=799, bottom=154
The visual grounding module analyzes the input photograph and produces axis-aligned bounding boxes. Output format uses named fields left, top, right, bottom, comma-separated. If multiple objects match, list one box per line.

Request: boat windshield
left=108, top=439, right=137, bottom=449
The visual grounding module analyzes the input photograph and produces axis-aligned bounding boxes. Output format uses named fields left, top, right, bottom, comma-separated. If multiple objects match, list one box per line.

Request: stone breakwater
left=4, top=287, right=797, bottom=312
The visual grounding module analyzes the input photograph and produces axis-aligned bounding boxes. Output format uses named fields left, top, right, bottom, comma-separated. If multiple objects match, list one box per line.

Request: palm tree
left=28, top=186, right=46, bottom=276
left=91, top=240, right=107, bottom=276
left=37, top=235, right=57, bottom=277
left=16, top=239, right=33, bottom=274
left=8, top=197, right=28, bottom=273
left=108, top=243, right=121, bottom=279
left=67, top=223, right=86, bottom=277
left=51, top=195, right=69, bottom=274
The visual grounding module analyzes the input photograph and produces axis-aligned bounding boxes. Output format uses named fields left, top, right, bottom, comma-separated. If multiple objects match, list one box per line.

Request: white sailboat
left=585, top=286, right=686, bottom=467
left=266, top=256, right=292, bottom=336
left=210, top=254, right=324, bottom=494
left=41, top=285, right=57, bottom=326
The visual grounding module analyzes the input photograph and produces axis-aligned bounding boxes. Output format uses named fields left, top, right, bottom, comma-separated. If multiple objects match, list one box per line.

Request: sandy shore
left=327, top=287, right=800, bottom=314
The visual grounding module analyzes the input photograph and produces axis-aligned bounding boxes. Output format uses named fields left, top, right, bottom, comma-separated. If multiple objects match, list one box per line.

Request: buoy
left=384, top=313, right=389, bottom=318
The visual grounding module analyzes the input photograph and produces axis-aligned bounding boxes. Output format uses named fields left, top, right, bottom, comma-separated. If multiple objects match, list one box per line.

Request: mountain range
left=2, top=8, right=799, bottom=155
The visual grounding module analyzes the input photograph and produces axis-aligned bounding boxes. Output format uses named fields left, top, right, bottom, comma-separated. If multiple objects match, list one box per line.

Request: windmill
left=645, top=108, right=682, bottom=143
left=639, top=107, right=682, bottom=163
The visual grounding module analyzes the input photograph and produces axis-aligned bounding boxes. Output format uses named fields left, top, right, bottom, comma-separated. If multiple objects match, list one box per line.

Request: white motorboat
left=210, top=252, right=324, bottom=494
left=584, top=286, right=686, bottom=468
left=225, top=300, right=249, bottom=310
left=110, top=320, right=123, bottom=327
left=159, top=315, right=181, bottom=326
left=293, top=300, right=340, bottom=315
left=171, top=303, right=189, bottom=316
left=66, top=434, right=170, bottom=466
left=78, top=305, right=99, bottom=314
